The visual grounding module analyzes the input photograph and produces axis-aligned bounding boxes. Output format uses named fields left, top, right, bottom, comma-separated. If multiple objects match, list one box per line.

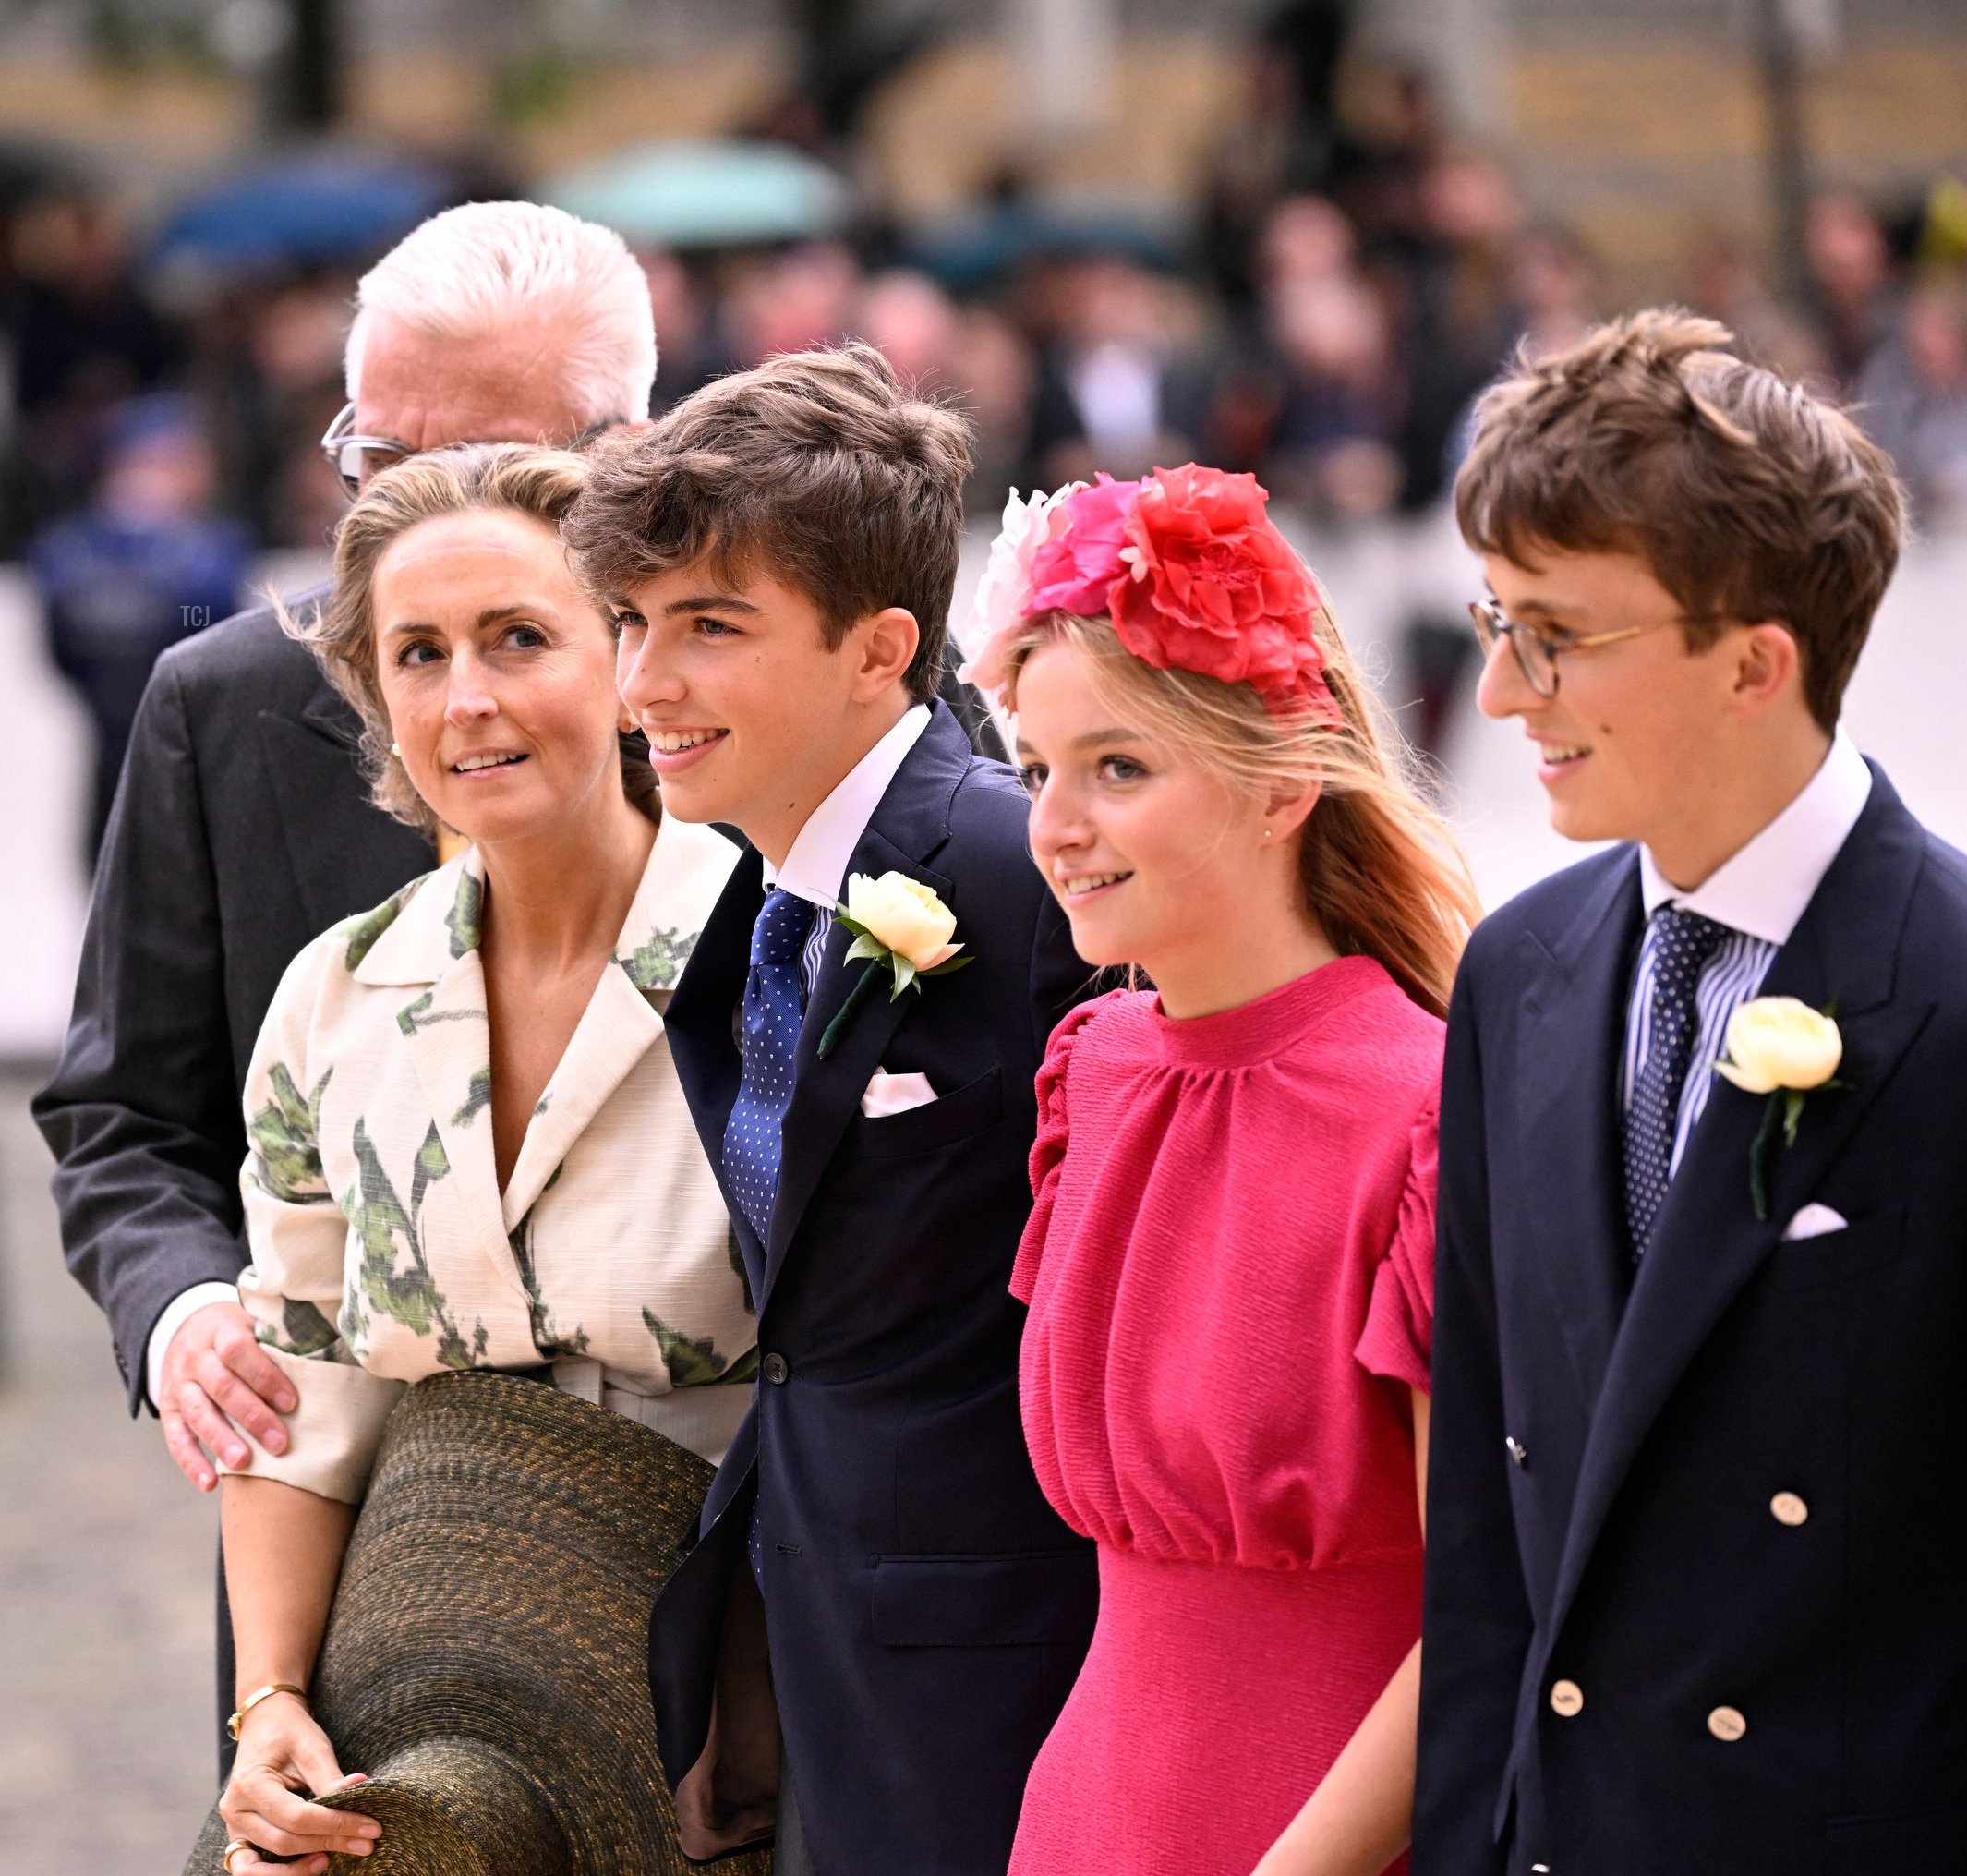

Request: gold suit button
left=1708, top=1705, right=1747, bottom=1741
left=1549, top=1679, right=1584, bottom=1717
left=1769, top=1492, right=1809, bottom=1526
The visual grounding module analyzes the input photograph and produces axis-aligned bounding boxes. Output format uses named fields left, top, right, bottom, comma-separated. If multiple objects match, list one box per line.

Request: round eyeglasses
left=1467, top=599, right=1675, bottom=698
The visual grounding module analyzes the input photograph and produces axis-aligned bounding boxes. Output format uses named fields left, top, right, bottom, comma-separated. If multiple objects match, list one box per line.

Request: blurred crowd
left=5, top=8, right=1967, bottom=865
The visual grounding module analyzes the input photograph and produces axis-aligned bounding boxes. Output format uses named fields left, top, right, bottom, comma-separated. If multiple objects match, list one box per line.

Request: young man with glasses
left=1416, top=309, right=1967, bottom=1873
left=32, top=199, right=656, bottom=1773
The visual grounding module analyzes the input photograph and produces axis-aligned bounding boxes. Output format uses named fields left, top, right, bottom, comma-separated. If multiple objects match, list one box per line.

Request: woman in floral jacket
left=215, top=445, right=754, bottom=1876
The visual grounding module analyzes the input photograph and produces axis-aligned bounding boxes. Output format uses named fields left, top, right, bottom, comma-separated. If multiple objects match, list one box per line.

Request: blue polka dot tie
left=722, top=887, right=811, bottom=1250
left=723, top=887, right=809, bottom=1588
left=1623, top=904, right=1729, bottom=1256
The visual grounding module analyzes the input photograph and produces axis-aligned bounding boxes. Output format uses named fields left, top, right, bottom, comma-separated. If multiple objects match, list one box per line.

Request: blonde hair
left=999, top=607, right=1479, bottom=1018
left=345, top=201, right=656, bottom=424
left=284, top=442, right=658, bottom=839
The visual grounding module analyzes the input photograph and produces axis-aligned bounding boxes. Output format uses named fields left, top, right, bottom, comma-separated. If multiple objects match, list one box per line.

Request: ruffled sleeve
left=1354, top=1088, right=1440, bottom=1394
left=1010, top=997, right=1112, bottom=1304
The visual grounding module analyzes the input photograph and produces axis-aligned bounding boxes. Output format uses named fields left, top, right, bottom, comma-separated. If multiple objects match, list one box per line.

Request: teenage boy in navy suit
left=1416, top=309, right=1967, bottom=1875
left=566, top=345, right=1095, bottom=1876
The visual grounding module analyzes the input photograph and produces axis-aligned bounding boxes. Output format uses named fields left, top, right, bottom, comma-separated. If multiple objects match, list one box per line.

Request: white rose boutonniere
left=816, top=871, right=973, bottom=1059
left=1714, top=996, right=1847, bottom=1219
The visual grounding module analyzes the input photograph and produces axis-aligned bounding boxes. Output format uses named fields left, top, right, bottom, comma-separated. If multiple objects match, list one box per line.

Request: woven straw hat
left=185, top=1369, right=770, bottom=1876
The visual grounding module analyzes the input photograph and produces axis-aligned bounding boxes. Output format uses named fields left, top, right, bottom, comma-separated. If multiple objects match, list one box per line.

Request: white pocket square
left=860, top=1069, right=937, bottom=1119
left=1781, top=1203, right=1848, bottom=1241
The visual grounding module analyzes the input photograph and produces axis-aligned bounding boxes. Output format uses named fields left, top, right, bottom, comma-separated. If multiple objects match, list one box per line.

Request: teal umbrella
left=542, top=139, right=852, bottom=248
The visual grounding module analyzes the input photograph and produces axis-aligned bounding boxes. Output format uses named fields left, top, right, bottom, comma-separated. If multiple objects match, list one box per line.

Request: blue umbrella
left=151, top=151, right=453, bottom=278
left=543, top=139, right=852, bottom=249
left=901, top=201, right=1183, bottom=288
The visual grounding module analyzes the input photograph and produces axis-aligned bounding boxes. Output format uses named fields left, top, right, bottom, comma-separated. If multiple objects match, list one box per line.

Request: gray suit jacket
left=32, top=593, right=434, bottom=1410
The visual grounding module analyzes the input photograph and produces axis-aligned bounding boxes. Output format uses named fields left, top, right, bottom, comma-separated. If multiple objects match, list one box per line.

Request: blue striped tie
left=1623, top=904, right=1729, bottom=1255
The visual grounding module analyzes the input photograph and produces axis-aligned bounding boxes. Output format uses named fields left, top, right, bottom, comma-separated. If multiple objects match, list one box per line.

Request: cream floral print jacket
left=222, top=814, right=757, bottom=1503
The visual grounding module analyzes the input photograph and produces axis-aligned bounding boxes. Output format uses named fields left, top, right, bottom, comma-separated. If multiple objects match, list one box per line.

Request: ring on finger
left=222, top=1840, right=255, bottom=1874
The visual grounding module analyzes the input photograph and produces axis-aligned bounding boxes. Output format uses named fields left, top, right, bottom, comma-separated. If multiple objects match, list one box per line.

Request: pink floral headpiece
left=960, top=465, right=1343, bottom=726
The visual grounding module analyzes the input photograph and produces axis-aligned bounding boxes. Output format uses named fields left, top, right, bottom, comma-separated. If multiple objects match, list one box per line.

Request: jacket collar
left=1514, top=848, right=1647, bottom=1415
left=661, top=703, right=978, bottom=1311
left=1635, top=728, right=1872, bottom=947
left=1540, top=763, right=1935, bottom=1665
left=352, top=814, right=738, bottom=1240
left=758, top=705, right=972, bottom=1300
left=765, top=703, right=933, bottom=910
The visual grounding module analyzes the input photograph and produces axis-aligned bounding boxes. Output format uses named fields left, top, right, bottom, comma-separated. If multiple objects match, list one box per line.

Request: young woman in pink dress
left=963, top=466, right=1480, bottom=1876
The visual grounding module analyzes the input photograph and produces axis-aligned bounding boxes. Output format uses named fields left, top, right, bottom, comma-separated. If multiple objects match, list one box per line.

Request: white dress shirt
left=764, top=703, right=931, bottom=999
left=1622, top=730, right=1872, bottom=1179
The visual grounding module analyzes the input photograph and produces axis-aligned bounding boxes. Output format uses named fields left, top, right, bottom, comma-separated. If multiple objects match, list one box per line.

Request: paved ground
left=0, top=1067, right=220, bottom=1871
left=4, top=514, right=1964, bottom=1870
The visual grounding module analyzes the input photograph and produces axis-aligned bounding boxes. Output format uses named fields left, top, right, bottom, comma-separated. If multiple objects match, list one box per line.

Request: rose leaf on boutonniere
left=1713, top=995, right=1848, bottom=1220
left=816, top=872, right=974, bottom=1060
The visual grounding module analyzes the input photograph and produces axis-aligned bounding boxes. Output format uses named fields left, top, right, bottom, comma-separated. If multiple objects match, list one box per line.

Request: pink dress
left=1008, top=958, right=1442, bottom=1876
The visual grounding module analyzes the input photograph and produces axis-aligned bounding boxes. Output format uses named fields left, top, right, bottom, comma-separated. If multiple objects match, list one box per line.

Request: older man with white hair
left=31, top=199, right=658, bottom=1770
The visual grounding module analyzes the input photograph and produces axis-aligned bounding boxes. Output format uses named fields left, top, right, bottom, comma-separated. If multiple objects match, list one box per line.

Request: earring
left=390, top=742, right=401, bottom=757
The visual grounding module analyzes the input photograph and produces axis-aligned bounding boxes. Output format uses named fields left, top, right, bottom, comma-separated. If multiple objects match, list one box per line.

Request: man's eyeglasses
left=318, top=402, right=413, bottom=497
left=318, top=405, right=629, bottom=499
left=1467, top=599, right=1675, bottom=699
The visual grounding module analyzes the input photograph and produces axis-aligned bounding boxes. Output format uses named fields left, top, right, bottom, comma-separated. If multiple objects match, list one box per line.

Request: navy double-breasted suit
left=647, top=704, right=1097, bottom=1873
left=1415, top=765, right=1967, bottom=1875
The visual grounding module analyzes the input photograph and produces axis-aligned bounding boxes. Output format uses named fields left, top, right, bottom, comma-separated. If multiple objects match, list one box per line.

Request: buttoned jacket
left=646, top=703, right=1099, bottom=1876
left=227, top=817, right=754, bottom=1503
left=1416, top=765, right=1967, bottom=1876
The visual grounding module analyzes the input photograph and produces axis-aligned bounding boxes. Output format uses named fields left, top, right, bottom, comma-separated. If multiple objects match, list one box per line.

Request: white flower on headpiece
left=955, top=483, right=1084, bottom=699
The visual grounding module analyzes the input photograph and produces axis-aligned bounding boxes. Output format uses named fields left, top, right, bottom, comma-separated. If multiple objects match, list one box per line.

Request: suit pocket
left=846, top=1066, right=1003, bottom=1159
left=871, top=1549, right=1096, bottom=1647
left=1759, top=1204, right=1904, bottom=1295
left=1828, top=1802, right=1967, bottom=1872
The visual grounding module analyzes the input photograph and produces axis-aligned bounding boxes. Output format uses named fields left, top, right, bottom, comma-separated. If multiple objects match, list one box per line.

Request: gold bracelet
left=227, top=1682, right=308, bottom=1741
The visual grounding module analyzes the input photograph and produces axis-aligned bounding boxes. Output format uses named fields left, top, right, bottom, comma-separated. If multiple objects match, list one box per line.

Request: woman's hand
left=218, top=1694, right=381, bottom=1872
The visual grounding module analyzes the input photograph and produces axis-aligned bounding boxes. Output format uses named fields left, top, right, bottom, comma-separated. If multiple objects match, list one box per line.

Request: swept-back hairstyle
left=565, top=343, right=974, bottom=703
left=346, top=200, right=656, bottom=425
left=284, top=442, right=658, bottom=838
left=1455, top=308, right=1904, bottom=730
left=996, top=604, right=1480, bottom=1019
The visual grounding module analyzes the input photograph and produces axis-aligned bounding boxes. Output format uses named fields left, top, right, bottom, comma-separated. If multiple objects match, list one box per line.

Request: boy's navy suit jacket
left=1415, top=763, right=1967, bottom=1876
left=647, top=702, right=1097, bottom=1873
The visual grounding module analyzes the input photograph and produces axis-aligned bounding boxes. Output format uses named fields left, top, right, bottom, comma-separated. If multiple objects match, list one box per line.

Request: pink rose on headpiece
left=1023, top=474, right=1141, bottom=618
left=1110, top=464, right=1342, bottom=722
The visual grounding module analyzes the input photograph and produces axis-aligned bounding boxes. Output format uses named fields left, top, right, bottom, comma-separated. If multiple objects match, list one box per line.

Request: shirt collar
left=1638, top=729, right=1872, bottom=946
left=763, top=704, right=932, bottom=910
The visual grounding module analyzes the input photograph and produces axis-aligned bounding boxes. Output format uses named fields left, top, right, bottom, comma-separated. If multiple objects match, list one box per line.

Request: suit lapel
left=500, top=817, right=740, bottom=1229
left=499, top=959, right=660, bottom=1231
left=758, top=707, right=972, bottom=1310
left=380, top=862, right=517, bottom=1297
left=760, top=832, right=954, bottom=1308
left=1515, top=853, right=1645, bottom=1412
left=1543, top=770, right=1934, bottom=1655
left=259, top=672, right=432, bottom=934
